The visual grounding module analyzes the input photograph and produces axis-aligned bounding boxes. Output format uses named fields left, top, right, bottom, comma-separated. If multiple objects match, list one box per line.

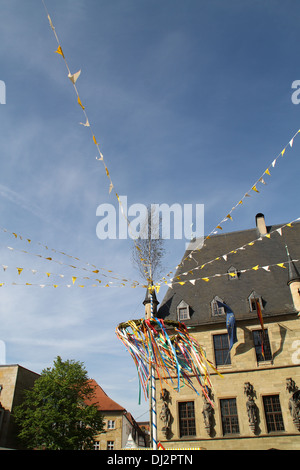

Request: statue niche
left=159, top=389, right=172, bottom=439
left=286, top=378, right=300, bottom=431
left=244, top=382, right=259, bottom=434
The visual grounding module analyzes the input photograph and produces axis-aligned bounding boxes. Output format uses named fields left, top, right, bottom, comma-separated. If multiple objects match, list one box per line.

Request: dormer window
left=248, top=291, right=263, bottom=312
left=211, top=296, right=226, bottom=317
left=227, top=266, right=238, bottom=280
left=177, top=300, right=190, bottom=321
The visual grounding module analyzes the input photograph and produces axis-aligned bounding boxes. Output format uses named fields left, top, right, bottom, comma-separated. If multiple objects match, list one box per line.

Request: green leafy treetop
left=14, top=356, right=105, bottom=450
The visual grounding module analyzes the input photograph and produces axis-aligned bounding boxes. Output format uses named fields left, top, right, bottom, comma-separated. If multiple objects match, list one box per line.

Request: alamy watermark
left=0, top=80, right=6, bottom=104
left=96, top=196, right=204, bottom=249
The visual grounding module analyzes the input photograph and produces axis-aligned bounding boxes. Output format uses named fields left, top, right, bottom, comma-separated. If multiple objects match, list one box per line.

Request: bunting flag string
left=0, top=224, right=141, bottom=286
left=0, top=261, right=142, bottom=288
left=160, top=128, right=300, bottom=284
left=0, top=281, right=140, bottom=289
left=166, top=217, right=300, bottom=282
left=42, top=0, right=149, bottom=281
left=115, top=318, right=221, bottom=401
left=164, top=257, right=298, bottom=288
left=4, top=244, right=141, bottom=286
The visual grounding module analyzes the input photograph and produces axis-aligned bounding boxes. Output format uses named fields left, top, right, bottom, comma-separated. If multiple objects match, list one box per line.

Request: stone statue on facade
left=244, top=382, right=258, bottom=433
left=286, top=378, right=300, bottom=431
left=202, top=387, right=214, bottom=436
left=159, top=389, right=171, bottom=439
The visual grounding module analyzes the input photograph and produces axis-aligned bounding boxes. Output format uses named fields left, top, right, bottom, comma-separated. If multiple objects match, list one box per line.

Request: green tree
left=14, top=356, right=105, bottom=450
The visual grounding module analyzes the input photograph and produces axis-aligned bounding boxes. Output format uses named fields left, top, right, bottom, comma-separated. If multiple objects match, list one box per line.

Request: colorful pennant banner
left=168, top=217, right=300, bottom=281
left=164, top=257, right=298, bottom=288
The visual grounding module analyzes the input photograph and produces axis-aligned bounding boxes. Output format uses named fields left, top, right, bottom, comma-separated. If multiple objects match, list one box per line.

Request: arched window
left=177, top=300, right=190, bottom=321
left=248, top=291, right=263, bottom=312
left=211, top=296, right=225, bottom=317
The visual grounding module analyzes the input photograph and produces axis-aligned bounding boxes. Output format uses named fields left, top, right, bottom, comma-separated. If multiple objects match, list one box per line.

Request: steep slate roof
left=85, top=379, right=125, bottom=412
left=158, top=217, right=300, bottom=326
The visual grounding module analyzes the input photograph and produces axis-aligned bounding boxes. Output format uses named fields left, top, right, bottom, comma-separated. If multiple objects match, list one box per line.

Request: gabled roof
left=158, top=217, right=300, bottom=326
left=85, top=379, right=125, bottom=412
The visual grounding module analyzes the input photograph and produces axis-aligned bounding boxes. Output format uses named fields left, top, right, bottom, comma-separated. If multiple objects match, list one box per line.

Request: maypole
left=149, top=284, right=158, bottom=450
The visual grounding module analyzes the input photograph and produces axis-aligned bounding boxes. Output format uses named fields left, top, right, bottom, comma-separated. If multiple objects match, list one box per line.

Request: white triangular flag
left=222, top=254, right=227, bottom=261
left=189, top=280, right=196, bottom=285
left=289, top=138, right=294, bottom=147
left=262, top=266, right=270, bottom=271
left=2, top=265, right=7, bottom=271
left=276, top=228, right=282, bottom=236
left=272, top=159, right=276, bottom=167
left=68, top=70, right=81, bottom=84
left=79, top=118, right=90, bottom=127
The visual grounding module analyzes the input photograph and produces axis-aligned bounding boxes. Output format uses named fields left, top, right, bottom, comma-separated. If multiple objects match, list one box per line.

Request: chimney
left=255, top=213, right=267, bottom=236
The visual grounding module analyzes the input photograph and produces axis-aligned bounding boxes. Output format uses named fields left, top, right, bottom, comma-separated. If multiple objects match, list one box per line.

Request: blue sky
left=0, top=0, right=300, bottom=421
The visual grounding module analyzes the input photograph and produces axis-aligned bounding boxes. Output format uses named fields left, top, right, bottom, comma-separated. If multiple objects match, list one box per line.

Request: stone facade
left=155, top=215, right=300, bottom=450
left=0, top=364, right=39, bottom=449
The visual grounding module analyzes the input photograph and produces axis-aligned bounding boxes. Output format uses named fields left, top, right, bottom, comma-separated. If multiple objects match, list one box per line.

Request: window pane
left=253, top=330, right=272, bottom=362
left=213, top=334, right=231, bottom=366
left=179, top=401, right=196, bottom=437
left=220, top=398, right=240, bottom=435
left=263, top=395, right=285, bottom=433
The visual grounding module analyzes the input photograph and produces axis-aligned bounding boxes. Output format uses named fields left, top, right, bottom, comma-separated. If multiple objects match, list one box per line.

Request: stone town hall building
left=151, top=213, right=300, bottom=450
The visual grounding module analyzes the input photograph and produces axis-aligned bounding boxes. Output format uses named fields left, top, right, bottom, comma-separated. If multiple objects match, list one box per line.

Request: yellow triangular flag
left=93, top=135, right=98, bottom=145
left=55, top=45, right=64, bottom=58
left=46, top=272, right=51, bottom=277
left=77, top=96, right=85, bottom=110
left=216, top=225, right=223, bottom=230
left=252, top=265, right=259, bottom=270
left=265, top=168, right=270, bottom=176
left=72, top=276, right=77, bottom=285
left=252, top=185, right=259, bottom=193
left=277, top=263, right=286, bottom=268
left=105, top=167, right=110, bottom=177
left=202, top=277, right=210, bottom=282
left=238, top=200, right=243, bottom=205
left=226, top=214, right=232, bottom=220
left=17, top=268, right=23, bottom=275
left=281, top=148, right=286, bottom=156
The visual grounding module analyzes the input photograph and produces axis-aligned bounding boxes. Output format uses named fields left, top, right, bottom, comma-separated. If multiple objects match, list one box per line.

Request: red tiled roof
left=85, top=379, right=125, bottom=412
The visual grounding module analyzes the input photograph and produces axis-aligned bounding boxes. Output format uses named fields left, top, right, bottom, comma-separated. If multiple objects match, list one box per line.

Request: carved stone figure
left=159, top=388, right=171, bottom=438
left=244, top=382, right=258, bottom=433
left=202, top=387, right=214, bottom=435
left=286, top=378, right=300, bottom=431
